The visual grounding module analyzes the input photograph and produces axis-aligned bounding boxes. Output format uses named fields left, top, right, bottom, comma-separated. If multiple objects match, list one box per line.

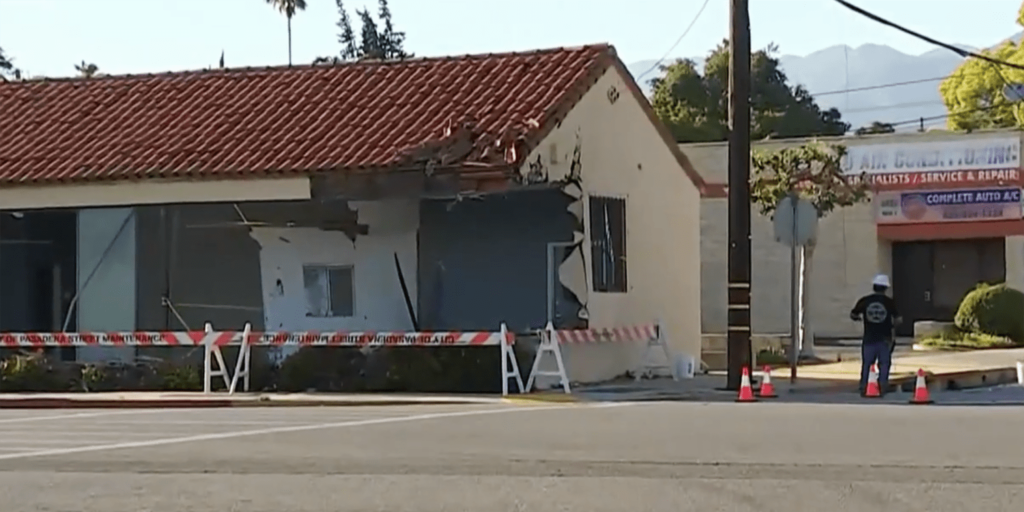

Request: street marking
left=0, top=402, right=631, bottom=461
left=0, top=409, right=175, bottom=425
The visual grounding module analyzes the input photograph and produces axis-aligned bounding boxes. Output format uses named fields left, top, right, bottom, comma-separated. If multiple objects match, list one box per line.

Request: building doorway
left=891, top=238, right=1005, bottom=336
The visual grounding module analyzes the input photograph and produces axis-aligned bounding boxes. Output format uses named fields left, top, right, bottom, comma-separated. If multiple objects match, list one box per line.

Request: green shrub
left=275, top=345, right=531, bottom=393
left=954, top=283, right=1024, bottom=343
left=156, top=362, right=202, bottom=391
left=0, top=352, right=73, bottom=391
left=917, top=326, right=1016, bottom=349
left=756, top=348, right=789, bottom=366
left=277, top=347, right=369, bottom=392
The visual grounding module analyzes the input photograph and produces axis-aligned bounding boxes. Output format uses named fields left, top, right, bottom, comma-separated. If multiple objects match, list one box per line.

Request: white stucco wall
left=519, top=66, right=702, bottom=384
left=76, top=208, right=137, bottom=362
left=248, top=200, right=418, bottom=359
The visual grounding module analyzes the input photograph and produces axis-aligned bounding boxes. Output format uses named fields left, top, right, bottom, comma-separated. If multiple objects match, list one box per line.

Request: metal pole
left=789, top=195, right=799, bottom=383
left=726, top=0, right=753, bottom=390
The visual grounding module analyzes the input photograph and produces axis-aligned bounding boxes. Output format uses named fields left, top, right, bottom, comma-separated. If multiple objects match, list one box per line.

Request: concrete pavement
left=2, top=400, right=1024, bottom=511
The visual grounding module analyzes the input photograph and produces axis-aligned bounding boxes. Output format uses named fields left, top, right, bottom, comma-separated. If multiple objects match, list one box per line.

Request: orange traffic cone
left=759, top=365, right=778, bottom=398
left=864, top=364, right=881, bottom=398
left=909, top=369, right=933, bottom=404
left=737, top=366, right=757, bottom=402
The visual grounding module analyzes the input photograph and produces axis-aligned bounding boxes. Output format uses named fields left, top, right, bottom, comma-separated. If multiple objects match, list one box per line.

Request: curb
left=0, top=399, right=237, bottom=409
left=0, top=397, right=509, bottom=409
left=501, top=395, right=582, bottom=404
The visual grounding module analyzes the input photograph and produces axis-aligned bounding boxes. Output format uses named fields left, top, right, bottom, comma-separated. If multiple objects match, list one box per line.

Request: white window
left=302, top=265, right=355, bottom=318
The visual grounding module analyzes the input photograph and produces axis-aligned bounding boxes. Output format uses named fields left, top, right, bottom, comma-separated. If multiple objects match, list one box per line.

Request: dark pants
left=860, top=340, right=892, bottom=395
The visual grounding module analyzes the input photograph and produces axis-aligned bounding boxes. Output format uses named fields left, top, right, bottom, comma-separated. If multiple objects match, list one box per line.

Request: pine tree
left=377, top=0, right=410, bottom=60
left=336, top=0, right=359, bottom=61
left=316, top=1, right=412, bottom=64
left=0, top=46, right=21, bottom=81
left=356, top=8, right=383, bottom=59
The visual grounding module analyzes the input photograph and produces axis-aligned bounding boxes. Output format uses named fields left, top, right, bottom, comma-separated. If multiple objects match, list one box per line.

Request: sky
left=0, top=0, right=1021, bottom=78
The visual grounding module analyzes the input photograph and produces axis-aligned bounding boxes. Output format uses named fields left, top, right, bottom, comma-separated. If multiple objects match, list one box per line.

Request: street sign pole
left=773, top=193, right=818, bottom=385
left=789, top=194, right=799, bottom=383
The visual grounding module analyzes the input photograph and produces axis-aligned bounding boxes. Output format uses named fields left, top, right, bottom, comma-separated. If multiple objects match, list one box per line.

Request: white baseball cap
left=872, top=274, right=890, bottom=288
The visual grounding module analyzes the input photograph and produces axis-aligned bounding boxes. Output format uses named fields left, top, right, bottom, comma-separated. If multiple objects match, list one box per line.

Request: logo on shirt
left=865, top=302, right=888, bottom=324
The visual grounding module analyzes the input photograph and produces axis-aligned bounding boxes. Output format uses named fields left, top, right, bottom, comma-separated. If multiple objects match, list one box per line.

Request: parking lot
left=2, top=400, right=1024, bottom=511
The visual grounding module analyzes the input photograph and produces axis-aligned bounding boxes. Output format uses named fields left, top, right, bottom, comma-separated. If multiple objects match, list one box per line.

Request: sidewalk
left=776, top=347, right=1024, bottom=391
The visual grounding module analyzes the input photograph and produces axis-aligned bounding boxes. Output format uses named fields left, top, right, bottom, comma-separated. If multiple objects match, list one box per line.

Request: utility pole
left=726, top=0, right=752, bottom=390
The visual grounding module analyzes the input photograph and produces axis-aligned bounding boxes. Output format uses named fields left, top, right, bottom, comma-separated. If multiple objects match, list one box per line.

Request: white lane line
left=0, top=402, right=631, bottom=461
left=0, top=430, right=208, bottom=437
left=0, top=409, right=179, bottom=425
left=77, top=420, right=312, bottom=426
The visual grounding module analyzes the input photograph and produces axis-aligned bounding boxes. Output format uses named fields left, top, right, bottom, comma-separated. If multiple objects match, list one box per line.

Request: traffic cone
left=909, top=369, right=933, bottom=405
left=736, top=366, right=757, bottom=402
left=759, top=365, right=778, bottom=398
left=864, top=364, right=881, bottom=398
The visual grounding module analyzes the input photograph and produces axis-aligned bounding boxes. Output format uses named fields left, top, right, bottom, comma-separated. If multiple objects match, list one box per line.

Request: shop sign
left=875, top=187, right=1023, bottom=224
left=843, top=137, right=1022, bottom=190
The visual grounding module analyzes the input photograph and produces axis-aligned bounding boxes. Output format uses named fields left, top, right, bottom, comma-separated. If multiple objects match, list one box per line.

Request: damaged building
left=0, top=44, right=706, bottom=384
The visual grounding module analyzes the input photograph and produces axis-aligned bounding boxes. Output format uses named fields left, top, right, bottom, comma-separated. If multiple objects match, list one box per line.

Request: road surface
left=0, top=398, right=1022, bottom=511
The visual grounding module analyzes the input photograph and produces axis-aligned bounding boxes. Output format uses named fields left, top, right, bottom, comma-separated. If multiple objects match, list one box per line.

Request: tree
left=0, top=46, right=21, bottom=81
left=74, top=61, right=100, bottom=78
left=265, top=0, right=308, bottom=66
left=651, top=41, right=850, bottom=142
left=357, top=8, right=383, bottom=59
left=939, top=2, right=1024, bottom=131
left=376, top=0, right=410, bottom=60
left=314, top=0, right=412, bottom=64
left=855, top=121, right=896, bottom=135
left=750, top=143, right=870, bottom=358
left=336, top=0, right=359, bottom=61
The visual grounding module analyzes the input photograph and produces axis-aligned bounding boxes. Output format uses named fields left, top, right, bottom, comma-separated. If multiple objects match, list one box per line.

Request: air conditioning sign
left=843, top=137, right=1022, bottom=190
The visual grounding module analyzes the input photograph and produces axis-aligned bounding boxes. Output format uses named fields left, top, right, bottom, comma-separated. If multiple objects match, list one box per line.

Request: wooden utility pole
left=726, top=0, right=753, bottom=390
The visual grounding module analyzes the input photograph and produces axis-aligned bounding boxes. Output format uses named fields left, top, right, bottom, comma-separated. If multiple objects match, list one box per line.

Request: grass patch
left=755, top=348, right=790, bottom=366
left=917, top=328, right=1019, bottom=350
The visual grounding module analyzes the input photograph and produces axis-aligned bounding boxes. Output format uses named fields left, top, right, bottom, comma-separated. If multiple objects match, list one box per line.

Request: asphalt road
left=1, top=399, right=1023, bottom=511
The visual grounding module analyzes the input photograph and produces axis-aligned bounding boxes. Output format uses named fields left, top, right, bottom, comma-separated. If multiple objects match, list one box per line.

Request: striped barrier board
left=241, top=331, right=514, bottom=347
left=0, top=323, right=525, bottom=397
left=526, top=321, right=676, bottom=394
left=0, top=331, right=513, bottom=348
left=0, top=331, right=214, bottom=348
left=554, top=325, right=659, bottom=344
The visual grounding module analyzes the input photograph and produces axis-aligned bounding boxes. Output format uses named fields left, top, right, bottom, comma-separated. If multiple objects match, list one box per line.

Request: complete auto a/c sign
left=843, top=137, right=1022, bottom=191
left=875, top=187, right=1023, bottom=224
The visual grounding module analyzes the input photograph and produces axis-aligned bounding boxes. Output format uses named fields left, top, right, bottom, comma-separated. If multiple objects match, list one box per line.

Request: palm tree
left=265, top=0, right=307, bottom=66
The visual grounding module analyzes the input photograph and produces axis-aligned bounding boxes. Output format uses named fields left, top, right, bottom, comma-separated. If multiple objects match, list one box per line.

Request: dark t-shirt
left=850, top=293, right=900, bottom=343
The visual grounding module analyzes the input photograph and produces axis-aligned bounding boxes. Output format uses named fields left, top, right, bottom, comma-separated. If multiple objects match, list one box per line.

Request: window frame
left=588, top=195, right=627, bottom=293
left=301, top=264, right=356, bottom=318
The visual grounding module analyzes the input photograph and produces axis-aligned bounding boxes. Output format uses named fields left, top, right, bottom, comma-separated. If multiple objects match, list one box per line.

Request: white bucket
left=1017, top=361, right=1024, bottom=386
left=674, top=354, right=696, bottom=379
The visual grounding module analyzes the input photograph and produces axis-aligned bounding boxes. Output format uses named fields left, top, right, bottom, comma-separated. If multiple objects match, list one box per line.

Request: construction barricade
left=524, top=321, right=678, bottom=394
left=0, top=323, right=525, bottom=396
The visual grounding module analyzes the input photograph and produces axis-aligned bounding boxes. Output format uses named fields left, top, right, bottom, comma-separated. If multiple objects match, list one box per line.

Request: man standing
left=850, top=274, right=901, bottom=397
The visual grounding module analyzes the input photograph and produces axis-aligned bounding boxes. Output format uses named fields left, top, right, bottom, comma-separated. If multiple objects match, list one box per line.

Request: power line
left=811, top=74, right=951, bottom=97
left=833, top=0, right=1024, bottom=71
left=843, top=100, right=943, bottom=114
left=887, top=103, right=1003, bottom=128
left=636, top=0, right=712, bottom=82
left=832, top=0, right=1023, bottom=130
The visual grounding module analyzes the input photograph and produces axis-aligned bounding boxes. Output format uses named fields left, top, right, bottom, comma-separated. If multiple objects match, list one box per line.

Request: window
left=302, top=265, right=355, bottom=317
left=589, top=196, right=627, bottom=293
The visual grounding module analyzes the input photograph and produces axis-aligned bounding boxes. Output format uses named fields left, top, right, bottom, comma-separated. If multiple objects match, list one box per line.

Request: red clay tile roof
left=0, top=44, right=706, bottom=191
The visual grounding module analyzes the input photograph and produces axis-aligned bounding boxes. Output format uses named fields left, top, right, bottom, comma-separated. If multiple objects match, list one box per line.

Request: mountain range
left=627, top=34, right=1022, bottom=133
